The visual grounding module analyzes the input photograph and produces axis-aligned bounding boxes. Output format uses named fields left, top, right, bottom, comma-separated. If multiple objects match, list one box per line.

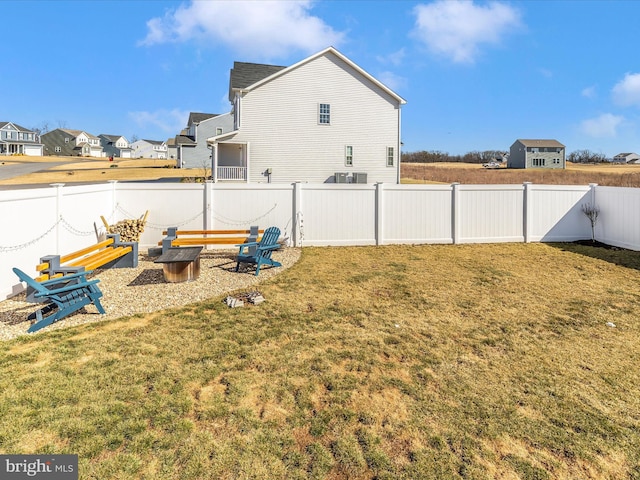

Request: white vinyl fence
left=0, top=180, right=636, bottom=300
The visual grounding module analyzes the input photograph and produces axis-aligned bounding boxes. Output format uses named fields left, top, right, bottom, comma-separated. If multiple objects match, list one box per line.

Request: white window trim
left=345, top=145, right=353, bottom=166
left=318, top=103, right=330, bottom=125
left=386, top=146, right=395, bottom=167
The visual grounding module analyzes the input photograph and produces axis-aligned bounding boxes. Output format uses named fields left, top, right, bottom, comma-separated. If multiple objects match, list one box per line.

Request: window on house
left=387, top=147, right=395, bottom=167
left=216, top=127, right=223, bottom=135
left=319, top=103, right=330, bottom=124
left=55, top=146, right=61, bottom=152
left=65, top=138, right=69, bottom=143
left=345, top=146, right=353, bottom=166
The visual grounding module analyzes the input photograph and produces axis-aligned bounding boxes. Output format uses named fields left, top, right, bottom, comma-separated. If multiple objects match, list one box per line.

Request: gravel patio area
left=0, top=247, right=301, bottom=341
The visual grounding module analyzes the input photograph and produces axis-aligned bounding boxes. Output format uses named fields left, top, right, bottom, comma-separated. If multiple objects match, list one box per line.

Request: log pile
left=101, top=211, right=148, bottom=243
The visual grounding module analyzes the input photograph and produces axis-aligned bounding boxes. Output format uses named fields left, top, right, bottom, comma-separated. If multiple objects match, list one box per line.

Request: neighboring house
left=99, top=134, right=133, bottom=158
left=166, top=137, right=177, bottom=160
left=206, top=46, right=406, bottom=183
left=131, top=139, right=167, bottom=159
left=176, top=112, right=234, bottom=169
left=0, top=122, right=43, bottom=156
left=41, top=129, right=104, bottom=157
left=508, top=139, right=565, bottom=169
left=612, top=152, right=640, bottom=164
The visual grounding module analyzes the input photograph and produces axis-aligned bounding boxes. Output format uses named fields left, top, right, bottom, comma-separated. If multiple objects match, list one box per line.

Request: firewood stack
left=101, top=211, right=148, bottom=243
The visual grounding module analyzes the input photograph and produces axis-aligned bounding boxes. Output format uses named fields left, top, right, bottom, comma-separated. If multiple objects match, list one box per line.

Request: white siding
left=225, top=52, right=401, bottom=184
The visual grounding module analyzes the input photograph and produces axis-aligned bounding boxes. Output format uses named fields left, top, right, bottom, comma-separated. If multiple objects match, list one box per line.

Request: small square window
left=216, top=127, right=223, bottom=135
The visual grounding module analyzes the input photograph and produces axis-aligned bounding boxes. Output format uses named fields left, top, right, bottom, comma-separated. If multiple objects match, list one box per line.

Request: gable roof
left=0, top=122, right=35, bottom=133
left=228, top=47, right=406, bottom=105
left=614, top=152, right=637, bottom=157
left=188, top=112, right=219, bottom=125
left=515, top=139, right=565, bottom=148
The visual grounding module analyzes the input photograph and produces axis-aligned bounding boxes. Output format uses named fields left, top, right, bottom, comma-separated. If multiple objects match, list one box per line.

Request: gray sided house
left=508, top=139, right=565, bottom=169
left=99, top=135, right=133, bottom=158
left=207, top=46, right=406, bottom=184
left=176, top=112, right=233, bottom=169
left=0, top=122, right=43, bottom=156
left=41, top=129, right=104, bottom=157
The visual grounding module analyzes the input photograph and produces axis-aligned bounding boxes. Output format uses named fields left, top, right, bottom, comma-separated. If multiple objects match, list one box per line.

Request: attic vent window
left=319, top=103, right=330, bottom=125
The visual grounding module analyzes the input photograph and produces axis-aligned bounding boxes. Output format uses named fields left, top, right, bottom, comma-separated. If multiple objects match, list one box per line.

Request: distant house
left=175, top=112, right=233, bottom=169
left=0, top=122, right=43, bottom=156
left=99, top=135, right=133, bottom=158
left=508, top=139, right=565, bottom=169
left=131, top=139, right=167, bottom=159
left=41, top=129, right=104, bottom=157
left=612, top=152, right=640, bottom=164
left=206, top=46, right=406, bottom=183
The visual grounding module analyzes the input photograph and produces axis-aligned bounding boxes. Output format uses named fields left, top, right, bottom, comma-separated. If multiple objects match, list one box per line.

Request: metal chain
left=211, top=203, right=278, bottom=226
left=60, top=217, right=95, bottom=236
left=0, top=217, right=61, bottom=252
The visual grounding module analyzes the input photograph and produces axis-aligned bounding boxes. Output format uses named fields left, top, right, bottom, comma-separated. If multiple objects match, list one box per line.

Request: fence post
left=589, top=183, right=598, bottom=241
left=451, top=183, right=460, bottom=244
left=292, top=182, right=302, bottom=247
left=523, top=182, right=532, bottom=243
left=204, top=181, right=213, bottom=231
left=376, top=182, right=384, bottom=245
left=51, top=183, right=65, bottom=255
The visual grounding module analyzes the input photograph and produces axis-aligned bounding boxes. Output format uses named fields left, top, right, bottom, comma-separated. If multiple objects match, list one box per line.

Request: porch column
left=212, top=144, right=218, bottom=183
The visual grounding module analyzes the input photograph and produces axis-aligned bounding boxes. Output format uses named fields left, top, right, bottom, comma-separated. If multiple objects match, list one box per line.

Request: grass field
left=401, top=162, right=640, bottom=187
left=1, top=243, right=640, bottom=479
left=4, top=155, right=640, bottom=186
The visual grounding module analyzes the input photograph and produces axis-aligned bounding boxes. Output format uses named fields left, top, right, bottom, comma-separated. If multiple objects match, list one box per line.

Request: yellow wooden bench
left=36, top=234, right=138, bottom=282
left=158, top=226, right=263, bottom=255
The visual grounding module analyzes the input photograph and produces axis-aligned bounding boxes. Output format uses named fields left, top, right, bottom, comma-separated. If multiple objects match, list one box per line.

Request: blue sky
left=3, top=0, right=640, bottom=157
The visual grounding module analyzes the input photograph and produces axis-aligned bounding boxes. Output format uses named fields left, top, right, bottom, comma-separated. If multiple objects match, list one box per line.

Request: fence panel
left=382, top=184, right=453, bottom=244
left=527, top=185, right=591, bottom=242
left=457, top=184, right=524, bottom=243
left=597, top=186, right=640, bottom=250
left=301, top=184, right=377, bottom=246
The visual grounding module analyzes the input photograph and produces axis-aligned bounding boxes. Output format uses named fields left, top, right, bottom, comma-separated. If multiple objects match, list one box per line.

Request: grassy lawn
left=1, top=243, right=640, bottom=479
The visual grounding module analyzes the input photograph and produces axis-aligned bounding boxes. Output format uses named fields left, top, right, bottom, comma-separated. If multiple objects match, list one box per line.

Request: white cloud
left=376, top=71, right=407, bottom=93
left=411, top=0, right=522, bottom=64
left=612, top=73, right=640, bottom=107
left=128, top=109, right=190, bottom=137
left=376, top=48, right=406, bottom=67
left=581, top=86, right=596, bottom=99
left=580, top=113, right=624, bottom=138
left=139, top=0, right=345, bottom=59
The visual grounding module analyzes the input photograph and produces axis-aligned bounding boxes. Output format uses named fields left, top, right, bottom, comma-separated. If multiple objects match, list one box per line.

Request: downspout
left=397, top=104, right=402, bottom=184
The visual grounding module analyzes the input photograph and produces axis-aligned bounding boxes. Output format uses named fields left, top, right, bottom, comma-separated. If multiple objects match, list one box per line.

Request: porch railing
left=217, top=166, right=247, bottom=181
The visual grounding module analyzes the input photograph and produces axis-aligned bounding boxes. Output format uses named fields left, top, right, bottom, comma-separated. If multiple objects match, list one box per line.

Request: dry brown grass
left=1, top=243, right=640, bottom=478
left=401, top=162, right=640, bottom=187
left=0, top=155, right=206, bottom=184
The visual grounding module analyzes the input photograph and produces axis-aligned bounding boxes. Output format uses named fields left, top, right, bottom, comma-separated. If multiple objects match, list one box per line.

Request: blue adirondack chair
left=235, top=226, right=282, bottom=276
left=13, top=268, right=105, bottom=333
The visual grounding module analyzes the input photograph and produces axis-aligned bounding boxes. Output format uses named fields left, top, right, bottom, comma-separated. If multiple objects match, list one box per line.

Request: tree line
left=402, top=149, right=612, bottom=164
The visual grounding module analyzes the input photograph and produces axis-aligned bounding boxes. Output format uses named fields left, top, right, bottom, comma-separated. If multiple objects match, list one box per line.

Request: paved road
left=0, top=160, right=68, bottom=181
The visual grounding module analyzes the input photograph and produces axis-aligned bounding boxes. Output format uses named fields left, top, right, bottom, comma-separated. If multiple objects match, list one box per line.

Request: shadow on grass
left=549, top=240, right=640, bottom=271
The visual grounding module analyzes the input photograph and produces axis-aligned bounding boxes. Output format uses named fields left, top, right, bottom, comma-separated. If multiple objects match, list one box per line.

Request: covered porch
left=210, top=139, right=249, bottom=182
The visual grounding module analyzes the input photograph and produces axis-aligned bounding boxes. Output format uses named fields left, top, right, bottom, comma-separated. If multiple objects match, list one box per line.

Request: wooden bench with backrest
left=35, top=233, right=138, bottom=283
left=158, top=226, right=263, bottom=255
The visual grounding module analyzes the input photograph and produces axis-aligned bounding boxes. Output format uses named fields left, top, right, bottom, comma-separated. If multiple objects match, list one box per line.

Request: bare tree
left=581, top=203, right=600, bottom=242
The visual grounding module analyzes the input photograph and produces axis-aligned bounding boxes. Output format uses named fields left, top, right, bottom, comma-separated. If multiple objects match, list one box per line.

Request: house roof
left=142, top=139, right=165, bottom=145
left=175, top=134, right=196, bottom=146
left=229, top=62, right=287, bottom=99
left=515, top=139, right=565, bottom=148
left=229, top=46, right=407, bottom=105
left=614, top=152, right=637, bottom=157
left=188, top=112, right=219, bottom=125
left=99, top=134, right=121, bottom=142
left=0, top=121, right=34, bottom=132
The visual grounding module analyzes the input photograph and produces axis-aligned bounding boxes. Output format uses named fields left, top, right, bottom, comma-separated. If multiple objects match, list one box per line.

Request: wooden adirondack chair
left=235, top=226, right=283, bottom=276
left=13, top=267, right=106, bottom=333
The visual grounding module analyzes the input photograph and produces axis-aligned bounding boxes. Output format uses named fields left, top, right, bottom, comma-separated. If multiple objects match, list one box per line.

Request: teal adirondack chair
left=235, top=226, right=282, bottom=276
left=13, top=268, right=105, bottom=333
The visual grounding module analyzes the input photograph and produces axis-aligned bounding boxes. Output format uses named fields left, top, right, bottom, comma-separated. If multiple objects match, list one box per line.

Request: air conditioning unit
left=353, top=172, right=368, bottom=184
left=335, top=172, right=348, bottom=183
